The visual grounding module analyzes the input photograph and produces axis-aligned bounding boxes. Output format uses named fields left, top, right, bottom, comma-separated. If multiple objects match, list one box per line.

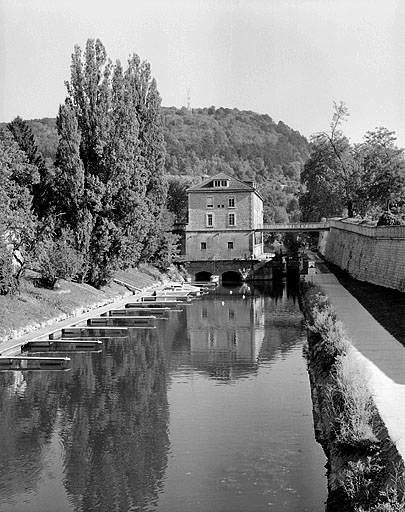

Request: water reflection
left=0, top=280, right=326, bottom=512
left=170, top=282, right=305, bottom=383
left=184, top=286, right=265, bottom=381
left=0, top=331, right=171, bottom=512
left=59, top=331, right=170, bottom=512
left=0, top=370, right=60, bottom=506
left=159, top=281, right=326, bottom=512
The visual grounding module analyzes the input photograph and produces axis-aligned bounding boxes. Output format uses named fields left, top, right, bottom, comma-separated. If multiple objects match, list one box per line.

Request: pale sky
left=1, top=0, right=404, bottom=146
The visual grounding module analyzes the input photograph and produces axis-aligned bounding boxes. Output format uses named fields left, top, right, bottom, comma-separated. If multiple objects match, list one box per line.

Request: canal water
left=0, top=281, right=327, bottom=512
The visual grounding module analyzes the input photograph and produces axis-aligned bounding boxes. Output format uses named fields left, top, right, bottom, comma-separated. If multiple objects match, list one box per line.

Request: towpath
left=306, top=252, right=405, bottom=462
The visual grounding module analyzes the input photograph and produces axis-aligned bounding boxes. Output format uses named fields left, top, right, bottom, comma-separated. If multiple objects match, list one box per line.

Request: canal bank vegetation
left=300, top=281, right=405, bottom=512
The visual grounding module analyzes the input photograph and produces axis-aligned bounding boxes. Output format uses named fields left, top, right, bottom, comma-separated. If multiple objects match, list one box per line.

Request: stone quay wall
left=318, top=220, right=405, bottom=292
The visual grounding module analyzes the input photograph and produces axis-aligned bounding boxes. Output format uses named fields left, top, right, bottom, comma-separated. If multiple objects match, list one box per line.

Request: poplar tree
left=53, top=39, right=167, bottom=287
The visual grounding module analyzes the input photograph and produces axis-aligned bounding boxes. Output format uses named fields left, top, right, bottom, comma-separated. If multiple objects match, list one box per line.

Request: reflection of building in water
left=185, top=293, right=265, bottom=379
left=5, top=371, right=27, bottom=397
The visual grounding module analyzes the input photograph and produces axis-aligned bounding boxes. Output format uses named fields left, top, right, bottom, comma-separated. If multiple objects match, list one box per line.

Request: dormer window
left=213, top=179, right=229, bottom=187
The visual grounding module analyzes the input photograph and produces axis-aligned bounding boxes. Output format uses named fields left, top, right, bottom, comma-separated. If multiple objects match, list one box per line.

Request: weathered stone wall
left=319, top=220, right=405, bottom=292
left=188, top=190, right=252, bottom=230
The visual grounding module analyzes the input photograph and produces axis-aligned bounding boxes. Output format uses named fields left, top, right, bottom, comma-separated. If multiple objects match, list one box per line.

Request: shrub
left=326, top=353, right=378, bottom=449
left=301, top=282, right=350, bottom=368
left=343, top=457, right=386, bottom=510
left=366, top=466, right=405, bottom=512
left=0, top=239, right=17, bottom=295
left=377, top=212, right=405, bottom=227
left=35, top=231, right=84, bottom=288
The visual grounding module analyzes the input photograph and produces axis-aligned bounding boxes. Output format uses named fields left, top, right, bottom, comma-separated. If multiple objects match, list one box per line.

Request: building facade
left=185, top=172, right=264, bottom=261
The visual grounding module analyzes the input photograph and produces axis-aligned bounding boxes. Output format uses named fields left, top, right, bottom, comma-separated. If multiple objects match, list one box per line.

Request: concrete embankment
left=306, top=255, right=405, bottom=469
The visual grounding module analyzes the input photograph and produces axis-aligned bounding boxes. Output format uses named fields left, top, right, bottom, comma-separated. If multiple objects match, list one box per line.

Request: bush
left=343, top=457, right=386, bottom=510
left=35, top=232, right=84, bottom=288
left=366, top=466, right=405, bottom=512
left=0, top=239, right=17, bottom=295
left=301, top=282, right=350, bottom=369
left=377, top=212, right=405, bottom=227
left=327, top=354, right=378, bottom=449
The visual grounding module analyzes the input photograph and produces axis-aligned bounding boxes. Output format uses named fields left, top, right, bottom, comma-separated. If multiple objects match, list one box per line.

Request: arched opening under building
left=195, top=271, right=213, bottom=282
left=221, top=270, right=242, bottom=284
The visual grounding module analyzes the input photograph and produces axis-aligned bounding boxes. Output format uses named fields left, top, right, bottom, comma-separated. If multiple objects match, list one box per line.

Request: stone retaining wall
left=319, top=220, right=405, bottom=292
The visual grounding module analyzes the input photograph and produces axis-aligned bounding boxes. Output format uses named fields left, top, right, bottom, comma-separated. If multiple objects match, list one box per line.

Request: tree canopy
left=0, top=38, right=179, bottom=293
left=300, top=102, right=405, bottom=223
left=46, top=38, right=170, bottom=287
left=0, top=128, right=38, bottom=291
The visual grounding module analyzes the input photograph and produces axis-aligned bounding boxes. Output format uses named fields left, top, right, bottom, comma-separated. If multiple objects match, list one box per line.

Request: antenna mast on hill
left=187, top=89, right=191, bottom=112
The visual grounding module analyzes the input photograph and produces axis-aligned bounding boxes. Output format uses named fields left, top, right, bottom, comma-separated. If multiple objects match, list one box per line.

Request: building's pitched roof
left=187, top=172, right=259, bottom=194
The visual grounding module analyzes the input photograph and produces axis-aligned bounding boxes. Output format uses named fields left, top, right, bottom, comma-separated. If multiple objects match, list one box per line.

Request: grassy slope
left=0, top=265, right=166, bottom=342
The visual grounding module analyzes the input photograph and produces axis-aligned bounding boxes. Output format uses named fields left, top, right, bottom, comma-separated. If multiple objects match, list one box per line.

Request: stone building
left=185, top=172, right=264, bottom=261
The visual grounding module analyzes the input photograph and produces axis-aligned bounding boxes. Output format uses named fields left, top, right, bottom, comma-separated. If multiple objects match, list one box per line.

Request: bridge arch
left=221, top=270, right=242, bottom=284
left=195, top=271, right=213, bottom=282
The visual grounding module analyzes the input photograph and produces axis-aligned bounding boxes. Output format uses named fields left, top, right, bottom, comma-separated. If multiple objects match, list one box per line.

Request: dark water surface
left=0, top=282, right=326, bottom=512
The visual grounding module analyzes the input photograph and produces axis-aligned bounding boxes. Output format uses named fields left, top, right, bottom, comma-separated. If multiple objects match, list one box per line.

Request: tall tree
left=357, top=127, right=405, bottom=215
left=300, top=102, right=362, bottom=220
left=7, top=116, right=53, bottom=219
left=0, top=128, right=38, bottom=288
left=53, top=38, right=167, bottom=287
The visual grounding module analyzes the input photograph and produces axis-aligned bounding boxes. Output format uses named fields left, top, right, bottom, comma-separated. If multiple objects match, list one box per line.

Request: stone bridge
left=258, top=221, right=330, bottom=233
left=184, top=260, right=254, bottom=282
left=182, top=258, right=289, bottom=283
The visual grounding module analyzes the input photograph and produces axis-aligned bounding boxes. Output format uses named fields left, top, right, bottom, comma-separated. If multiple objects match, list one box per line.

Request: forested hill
left=23, top=107, right=310, bottom=222
left=25, top=108, right=309, bottom=178
left=162, top=107, right=310, bottom=182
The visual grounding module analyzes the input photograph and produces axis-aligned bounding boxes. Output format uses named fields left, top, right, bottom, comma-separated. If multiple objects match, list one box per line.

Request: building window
left=229, top=309, right=235, bottom=319
left=228, top=241, right=234, bottom=249
left=228, top=331, right=238, bottom=346
left=208, top=331, right=216, bottom=346
left=228, top=213, right=235, bottom=226
left=228, top=196, right=235, bottom=208
left=206, top=196, right=213, bottom=209
left=202, top=307, right=208, bottom=318
left=201, top=242, right=207, bottom=250
left=206, top=213, right=214, bottom=227
left=254, top=232, right=263, bottom=245
left=213, top=179, right=229, bottom=187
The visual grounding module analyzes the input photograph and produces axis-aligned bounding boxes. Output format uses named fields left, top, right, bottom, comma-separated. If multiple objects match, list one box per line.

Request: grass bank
left=300, top=281, right=405, bottom=512
left=0, top=264, right=179, bottom=344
